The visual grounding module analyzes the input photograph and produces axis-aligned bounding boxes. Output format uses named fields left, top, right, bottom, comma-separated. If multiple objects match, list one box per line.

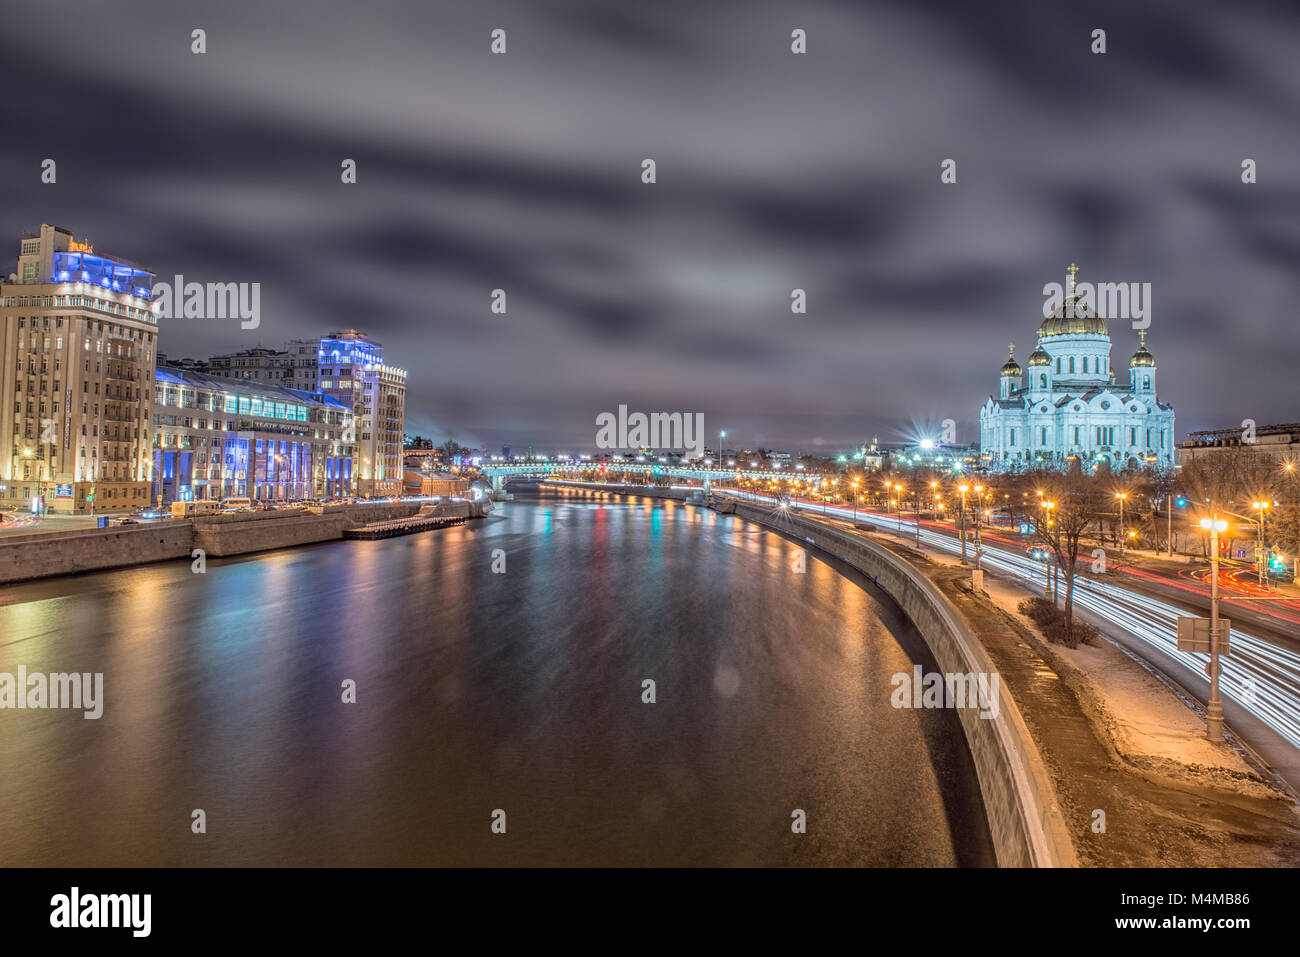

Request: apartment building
left=153, top=365, right=354, bottom=502
left=0, top=224, right=158, bottom=513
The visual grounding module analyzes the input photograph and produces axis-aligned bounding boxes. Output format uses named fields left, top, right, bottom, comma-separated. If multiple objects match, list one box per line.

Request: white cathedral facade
left=979, top=266, right=1175, bottom=472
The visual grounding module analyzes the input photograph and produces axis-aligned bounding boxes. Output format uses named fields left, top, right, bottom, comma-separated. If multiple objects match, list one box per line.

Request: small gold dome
left=1130, top=347, right=1155, bottom=367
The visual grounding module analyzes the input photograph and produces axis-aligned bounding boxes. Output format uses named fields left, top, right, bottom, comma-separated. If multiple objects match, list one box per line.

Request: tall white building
left=979, top=266, right=1175, bottom=472
left=291, top=330, right=406, bottom=496
left=0, top=224, right=158, bottom=513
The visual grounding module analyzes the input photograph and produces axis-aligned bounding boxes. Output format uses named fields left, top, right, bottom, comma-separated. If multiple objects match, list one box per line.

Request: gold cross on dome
left=1008, top=341, right=1015, bottom=357
left=1066, top=262, right=1079, bottom=292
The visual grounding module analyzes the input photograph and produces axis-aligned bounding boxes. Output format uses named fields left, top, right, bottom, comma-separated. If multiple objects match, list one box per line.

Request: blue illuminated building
left=152, top=366, right=354, bottom=503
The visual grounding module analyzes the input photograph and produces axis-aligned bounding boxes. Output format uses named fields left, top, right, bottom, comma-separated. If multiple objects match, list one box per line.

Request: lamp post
left=1200, top=516, right=1228, bottom=741
left=973, top=484, right=984, bottom=570
left=1114, top=492, right=1127, bottom=555
left=1252, top=500, right=1270, bottom=586
left=927, top=480, right=938, bottom=546
left=958, top=484, right=969, bottom=563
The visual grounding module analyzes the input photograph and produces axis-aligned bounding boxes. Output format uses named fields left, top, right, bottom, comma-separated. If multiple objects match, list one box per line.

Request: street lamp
left=958, top=484, right=969, bottom=563
left=1200, top=516, right=1229, bottom=741
left=1252, top=500, right=1271, bottom=587
left=1115, top=492, right=1128, bottom=555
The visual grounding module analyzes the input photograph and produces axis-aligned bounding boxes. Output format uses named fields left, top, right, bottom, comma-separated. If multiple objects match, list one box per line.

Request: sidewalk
left=0, top=514, right=112, bottom=537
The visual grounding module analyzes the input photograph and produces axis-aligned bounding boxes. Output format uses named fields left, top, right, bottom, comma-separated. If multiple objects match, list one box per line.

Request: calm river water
left=0, top=490, right=993, bottom=865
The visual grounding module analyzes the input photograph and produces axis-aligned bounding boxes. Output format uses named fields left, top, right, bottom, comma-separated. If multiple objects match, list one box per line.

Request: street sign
left=1176, top=616, right=1231, bottom=655
left=55, top=484, right=72, bottom=498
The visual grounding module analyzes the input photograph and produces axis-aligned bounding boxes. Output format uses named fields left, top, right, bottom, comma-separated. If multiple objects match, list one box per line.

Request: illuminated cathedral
left=978, top=265, right=1175, bottom=471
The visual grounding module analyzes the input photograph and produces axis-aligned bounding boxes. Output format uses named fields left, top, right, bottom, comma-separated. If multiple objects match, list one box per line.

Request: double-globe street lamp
left=1252, top=500, right=1271, bottom=586
left=1200, top=516, right=1229, bottom=741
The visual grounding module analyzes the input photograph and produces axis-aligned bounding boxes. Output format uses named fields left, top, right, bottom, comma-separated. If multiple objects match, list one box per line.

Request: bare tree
left=1024, top=466, right=1104, bottom=641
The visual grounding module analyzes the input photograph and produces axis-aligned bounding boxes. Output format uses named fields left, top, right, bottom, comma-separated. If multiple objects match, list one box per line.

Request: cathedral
left=979, top=265, right=1175, bottom=472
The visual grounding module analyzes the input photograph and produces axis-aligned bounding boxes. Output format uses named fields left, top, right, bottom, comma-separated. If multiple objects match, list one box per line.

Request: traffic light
left=1174, top=496, right=1187, bottom=507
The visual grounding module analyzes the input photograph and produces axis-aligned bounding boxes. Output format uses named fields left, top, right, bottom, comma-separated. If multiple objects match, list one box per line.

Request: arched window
left=1055, top=358, right=1061, bottom=374
left=1082, top=357, right=1089, bottom=373
left=1040, top=374, right=1047, bottom=388
left=1069, top=357, right=1075, bottom=374
left=1143, top=376, right=1150, bottom=390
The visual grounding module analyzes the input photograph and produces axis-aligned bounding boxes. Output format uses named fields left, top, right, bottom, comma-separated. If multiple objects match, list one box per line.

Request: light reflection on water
left=0, top=492, right=992, bottom=866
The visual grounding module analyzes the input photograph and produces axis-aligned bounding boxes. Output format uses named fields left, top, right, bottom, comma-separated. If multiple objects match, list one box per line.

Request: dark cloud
left=2, top=0, right=1298, bottom=453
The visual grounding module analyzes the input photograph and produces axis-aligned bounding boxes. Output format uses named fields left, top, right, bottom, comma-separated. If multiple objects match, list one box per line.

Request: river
left=0, top=490, right=993, bottom=866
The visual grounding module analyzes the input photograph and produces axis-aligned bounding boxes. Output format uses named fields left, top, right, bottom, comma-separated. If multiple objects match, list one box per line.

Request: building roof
left=1183, top=422, right=1299, bottom=445
left=156, top=364, right=349, bottom=410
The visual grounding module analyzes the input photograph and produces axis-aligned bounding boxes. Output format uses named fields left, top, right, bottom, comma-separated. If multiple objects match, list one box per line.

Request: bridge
left=476, top=460, right=813, bottom=491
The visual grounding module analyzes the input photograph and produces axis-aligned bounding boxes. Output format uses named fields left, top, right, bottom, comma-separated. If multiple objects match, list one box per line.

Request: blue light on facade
left=52, top=251, right=154, bottom=295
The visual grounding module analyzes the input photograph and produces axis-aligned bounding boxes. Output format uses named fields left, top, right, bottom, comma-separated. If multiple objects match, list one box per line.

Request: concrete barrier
left=190, top=503, right=427, bottom=557
left=0, top=520, right=194, bottom=583
left=0, top=502, right=435, bottom=579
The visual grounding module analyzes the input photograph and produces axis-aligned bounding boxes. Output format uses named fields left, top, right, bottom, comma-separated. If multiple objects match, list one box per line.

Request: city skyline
left=3, top=0, right=1299, bottom=451
left=5, top=0, right=1300, bottom=907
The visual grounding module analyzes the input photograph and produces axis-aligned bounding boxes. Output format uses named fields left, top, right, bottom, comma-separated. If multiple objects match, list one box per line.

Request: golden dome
left=1027, top=346, right=1051, bottom=367
left=1038, top=295, right=1109, bottom=338
left=999, top=343, right=1021, bottom=377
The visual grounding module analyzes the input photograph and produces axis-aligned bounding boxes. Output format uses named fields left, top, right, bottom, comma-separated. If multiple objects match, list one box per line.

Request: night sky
left=3, top=0, right=1298, bottom=453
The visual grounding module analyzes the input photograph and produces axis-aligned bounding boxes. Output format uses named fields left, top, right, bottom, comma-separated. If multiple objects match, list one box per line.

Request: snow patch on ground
left=863, top=524, right=1289, bottom=802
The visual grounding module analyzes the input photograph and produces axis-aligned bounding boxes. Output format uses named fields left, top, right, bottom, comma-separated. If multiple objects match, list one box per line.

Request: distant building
left=157, top=354, right=211, bottom=375
left=0, top=224, right=159, bottom=513
left=887, top=441, right=980, bottom=473
left=1180, top=423, right=1299, bottom=468
left=286, top=337, right=322, bottom=389
left=290, top=331, right=407, bottom=497
left=980, top=265, right=1175, bottom=471
left=206, top=347, right=292, bottom=383
left=153, top=365, right=353, bottom=503
left=403, top=469, right=470, bottom=497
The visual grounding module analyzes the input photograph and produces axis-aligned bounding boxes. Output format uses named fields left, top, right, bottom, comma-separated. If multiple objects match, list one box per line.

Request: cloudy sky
left=2, top=0, right=1298, bottom=453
